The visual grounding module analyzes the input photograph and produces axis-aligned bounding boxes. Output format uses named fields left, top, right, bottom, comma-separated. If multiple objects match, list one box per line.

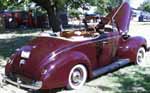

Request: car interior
left=58, top=17, right=117, bottom=41
left=39, top=17, right=116, bottom=42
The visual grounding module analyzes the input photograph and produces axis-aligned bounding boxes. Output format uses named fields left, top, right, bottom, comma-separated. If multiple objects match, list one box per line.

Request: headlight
left=21, top=51, right=31, bottom=59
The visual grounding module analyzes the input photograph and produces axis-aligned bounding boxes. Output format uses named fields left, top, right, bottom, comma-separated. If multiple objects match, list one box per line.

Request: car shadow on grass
left=111, top=66, right=150, bottom=93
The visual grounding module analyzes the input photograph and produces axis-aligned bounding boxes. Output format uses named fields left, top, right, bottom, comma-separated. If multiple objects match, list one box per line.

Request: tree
left=31, top=0, right=94, bottom=32
left=0, top=0, right=12, bottom=11
left=31, top=0, right=67, bottom=32
left=0, top=0, right=32, bottom=11
left=95, top=0, right=122, bottom=15
left=5, top=0, right=123, bottom=32
left=108, top=0, right=122, bottom=8
left=32, top=0, right=87, bottom=32
left=139, top=1, right=150, bottom=12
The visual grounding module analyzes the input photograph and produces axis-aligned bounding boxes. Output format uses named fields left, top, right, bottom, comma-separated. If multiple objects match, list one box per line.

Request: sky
left=79, top=0, right=147, bottom=14
left=130, top=0, right=146, bottom=8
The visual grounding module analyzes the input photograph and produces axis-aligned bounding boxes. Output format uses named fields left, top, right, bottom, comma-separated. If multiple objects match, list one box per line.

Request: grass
left=0, top=28, right=38, bottom=59
left=60, top=65, right=150, bottom=93
left=0, top=36, right=33, bottom=59
left=107, top=66, right=150, bottom=93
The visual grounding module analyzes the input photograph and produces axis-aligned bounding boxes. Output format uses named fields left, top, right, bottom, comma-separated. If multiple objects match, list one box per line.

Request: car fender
left=117, top=36, right=147, bottom=62
left=41, top=51, right=92, bottom=89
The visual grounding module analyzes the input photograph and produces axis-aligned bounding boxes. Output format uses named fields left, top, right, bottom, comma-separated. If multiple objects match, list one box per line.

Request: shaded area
left=0, top=36, right=33, bottom=59
left=2, top=28, right=42, bottom=34
left=111, top=66, right=150, bottom=92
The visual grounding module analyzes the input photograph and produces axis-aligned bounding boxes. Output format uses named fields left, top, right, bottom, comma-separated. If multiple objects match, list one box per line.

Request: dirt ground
left=0, top=21, right=150, bottom=93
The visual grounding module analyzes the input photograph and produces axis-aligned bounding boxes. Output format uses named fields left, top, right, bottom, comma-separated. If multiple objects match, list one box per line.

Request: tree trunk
left=31, top=0, right=62, bottom=32
left=47, top=6, right=62, bottom=32
left=0, top=16, right=5, bottom=33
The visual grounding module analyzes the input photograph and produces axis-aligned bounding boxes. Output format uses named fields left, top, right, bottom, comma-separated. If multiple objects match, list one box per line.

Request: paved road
left=129, top=21, right=150, bottom=47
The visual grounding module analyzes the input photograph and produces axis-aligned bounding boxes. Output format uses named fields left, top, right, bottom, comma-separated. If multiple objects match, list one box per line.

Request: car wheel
left=67, top=64, right=87, bottom=90
left=136, top=47, right=145, bottom=66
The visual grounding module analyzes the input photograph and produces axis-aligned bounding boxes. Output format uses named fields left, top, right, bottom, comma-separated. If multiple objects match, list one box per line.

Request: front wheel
left=67, top=64, right=87, bottom=90
left=136, top=47, right=146, bottom=66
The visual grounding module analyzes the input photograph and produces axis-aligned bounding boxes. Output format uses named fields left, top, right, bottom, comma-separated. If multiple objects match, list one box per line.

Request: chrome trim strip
left=49, top=35, right=121, bottom=60
left=93, top=59, right=130, bottom=77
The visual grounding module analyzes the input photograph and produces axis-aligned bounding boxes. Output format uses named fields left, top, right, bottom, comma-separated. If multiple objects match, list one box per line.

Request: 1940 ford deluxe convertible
left=2, top=2, right=149, bottom=91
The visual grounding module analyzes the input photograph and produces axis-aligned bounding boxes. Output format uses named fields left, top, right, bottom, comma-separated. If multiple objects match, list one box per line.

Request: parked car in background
left=138, top=14, right=150, bottom=22
left=0, top=10, right=49, bottom=29
left=0, top=11, right=31, bottom=28
left=2, top=2, right=149, bottom=92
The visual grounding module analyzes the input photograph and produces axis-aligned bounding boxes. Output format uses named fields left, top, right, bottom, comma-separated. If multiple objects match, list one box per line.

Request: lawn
left=0, top=36, right=33, bottom=58
left=0, top=29, right=40, bottom=59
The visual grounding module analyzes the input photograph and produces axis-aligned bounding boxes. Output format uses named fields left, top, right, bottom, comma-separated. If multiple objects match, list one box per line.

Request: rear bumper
left=1, top=74, right=42, bottom=90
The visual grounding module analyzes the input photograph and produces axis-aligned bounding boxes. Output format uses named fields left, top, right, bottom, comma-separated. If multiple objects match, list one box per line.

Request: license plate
left=21, top=51, right=31, bottom=59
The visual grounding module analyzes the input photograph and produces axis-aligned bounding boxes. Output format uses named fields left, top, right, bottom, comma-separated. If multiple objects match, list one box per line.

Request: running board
left=93, top=59, right=130, bottom=77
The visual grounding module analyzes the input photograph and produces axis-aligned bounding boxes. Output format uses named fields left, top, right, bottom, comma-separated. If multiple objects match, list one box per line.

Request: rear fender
left=42, top=51, right=92, bottom=89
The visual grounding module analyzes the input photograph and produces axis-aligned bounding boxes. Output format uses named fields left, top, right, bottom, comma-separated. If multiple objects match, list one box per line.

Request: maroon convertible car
left=2, top=2, right=149, bottom=91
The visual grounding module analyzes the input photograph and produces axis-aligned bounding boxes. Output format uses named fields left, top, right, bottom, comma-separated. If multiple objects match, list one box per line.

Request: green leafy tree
left=31, top=0, right=95, bottom=32
left=96, top=0, right=122, bottom=15
left=139, top=1, right=150, bottom=12
left=0, top=0, right=33, bottom=11
left=3, top=0, right=123, bottom=32
left=31, top=0, right=68, bottom=32
left=0, top=0, right=12, bottom=11
left=108, top=0, right=122, bottom=8
left=95, top=0, right=109, bottom=15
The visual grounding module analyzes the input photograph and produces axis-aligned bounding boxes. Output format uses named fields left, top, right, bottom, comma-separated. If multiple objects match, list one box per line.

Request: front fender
left=41, top=51, right=92, bottom=89
left=117, top=36, right=147, bottom=62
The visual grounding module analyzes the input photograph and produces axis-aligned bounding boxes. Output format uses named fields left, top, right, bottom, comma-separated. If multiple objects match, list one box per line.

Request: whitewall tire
left=136, top=47, right=146, bottom=66
left=67, top=64, right=87, bottom=90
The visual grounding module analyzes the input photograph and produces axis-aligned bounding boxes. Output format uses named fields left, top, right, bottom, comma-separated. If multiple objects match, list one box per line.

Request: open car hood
left=106, top=2, right=132, bottom=34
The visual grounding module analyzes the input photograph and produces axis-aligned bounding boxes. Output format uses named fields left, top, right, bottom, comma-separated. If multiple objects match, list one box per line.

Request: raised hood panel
left=106, top=2, right=132, bottom=34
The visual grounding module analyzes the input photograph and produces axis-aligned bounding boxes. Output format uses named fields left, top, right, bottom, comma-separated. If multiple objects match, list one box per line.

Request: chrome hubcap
left=137, top=50, right=144, bottom=64
left=68, top=64, right=87, bottom=89
left=71, top=69, right=83, bottom=86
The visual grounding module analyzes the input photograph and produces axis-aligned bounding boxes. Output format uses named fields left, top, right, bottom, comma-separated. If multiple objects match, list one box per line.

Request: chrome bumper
left=1, top=74, right=42, bottom=90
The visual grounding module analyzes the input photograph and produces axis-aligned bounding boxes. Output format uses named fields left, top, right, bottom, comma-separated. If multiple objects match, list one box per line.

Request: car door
left=96, top=31, right=119, bottom=67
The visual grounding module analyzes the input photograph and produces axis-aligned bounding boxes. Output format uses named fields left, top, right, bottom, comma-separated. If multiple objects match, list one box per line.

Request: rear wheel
left=67, top=64, right=87, bottom=89
left=136, top=47, right=145, bottom=66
